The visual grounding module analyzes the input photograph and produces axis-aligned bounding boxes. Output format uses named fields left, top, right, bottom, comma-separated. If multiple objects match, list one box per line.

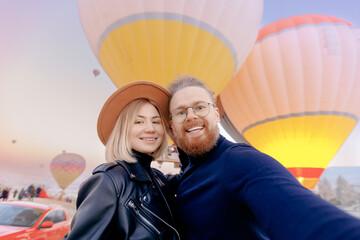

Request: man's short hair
left=167, top=75, right=216, bottom=105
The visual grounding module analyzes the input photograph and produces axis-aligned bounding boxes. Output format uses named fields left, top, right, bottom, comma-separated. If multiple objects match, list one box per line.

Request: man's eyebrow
left=172, top=105, right=187, bottom=110
left=172, top=101, right=204, bottom=110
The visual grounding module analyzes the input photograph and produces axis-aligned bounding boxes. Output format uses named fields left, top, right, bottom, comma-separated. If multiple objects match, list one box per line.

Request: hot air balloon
left=217, top=97, right=249, bottom=144
left=93, top=68, right=100, bottom=77
left=219, top=14, right=360, bottom=189
left=50, top=151, right=86, bottom=190
left=77, top=0, right=263, bottom=94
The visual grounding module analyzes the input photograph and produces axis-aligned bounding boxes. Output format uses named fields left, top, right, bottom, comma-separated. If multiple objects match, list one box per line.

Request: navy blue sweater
left=176, top=135, right=360, bottom=240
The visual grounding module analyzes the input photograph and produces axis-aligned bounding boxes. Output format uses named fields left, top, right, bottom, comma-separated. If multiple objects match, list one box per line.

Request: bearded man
left=167, top=75, right=360, bottom=240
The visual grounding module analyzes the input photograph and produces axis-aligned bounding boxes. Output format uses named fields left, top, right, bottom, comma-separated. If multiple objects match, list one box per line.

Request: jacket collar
left=116, top=160, right=152, bottom=182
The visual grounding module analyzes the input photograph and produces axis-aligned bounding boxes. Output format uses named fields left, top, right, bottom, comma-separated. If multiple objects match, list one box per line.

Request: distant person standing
left=18, top=188, right=25, bottom=200
left=36, top=186, right=41, bottom=197
left=13, top=189, right=18, bottom=199
left=1, top=188, right=9, bottom=201
left=27, top=184, right=35, bottom=201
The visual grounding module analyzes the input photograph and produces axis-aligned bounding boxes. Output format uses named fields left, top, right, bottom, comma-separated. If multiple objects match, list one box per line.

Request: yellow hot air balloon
left=219, top=14, right=360, bottom=189
left=50, top=151, right=86, bottom=190
left=77, top=0, right=263, bottom=94
left=217, top=97, right=249, bottom=144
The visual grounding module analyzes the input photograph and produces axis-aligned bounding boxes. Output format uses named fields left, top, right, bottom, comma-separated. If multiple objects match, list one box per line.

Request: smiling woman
left=68, top=81, right=180, bottom=240
left=130, top=102, right=165, bottom=156
left=104, top=98, right=168, bottom=164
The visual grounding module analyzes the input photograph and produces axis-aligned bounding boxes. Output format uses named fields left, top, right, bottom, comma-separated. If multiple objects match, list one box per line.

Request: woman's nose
left=144, top=122, right=155, bottom=132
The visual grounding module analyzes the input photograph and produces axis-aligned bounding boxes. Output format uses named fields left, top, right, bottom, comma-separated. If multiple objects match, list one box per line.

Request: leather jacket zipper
left=128, top=200, right=161, bottom=236
left=141, top=203, right=181, bottom=240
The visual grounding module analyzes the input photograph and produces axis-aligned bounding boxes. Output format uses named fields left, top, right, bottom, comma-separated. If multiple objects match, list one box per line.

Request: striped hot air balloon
left=50, top=152, right=86, bottom=190
left=219, top=14, right=360, bottom=189
left=77, top=0, right=263, bottom=94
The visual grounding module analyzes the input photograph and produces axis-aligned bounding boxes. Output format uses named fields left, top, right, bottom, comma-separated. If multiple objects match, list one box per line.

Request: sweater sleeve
left=67, top=172, right=119, bottom=240
left=223, top=145, right=360, bottom=240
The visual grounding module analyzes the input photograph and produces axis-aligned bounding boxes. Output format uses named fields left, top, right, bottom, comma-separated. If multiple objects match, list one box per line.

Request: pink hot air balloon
left=50, top=152, right=86, bottom=190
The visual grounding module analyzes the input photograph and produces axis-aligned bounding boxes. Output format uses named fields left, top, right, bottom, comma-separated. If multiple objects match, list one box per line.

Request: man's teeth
left=187, top=126, right=203, bottom=132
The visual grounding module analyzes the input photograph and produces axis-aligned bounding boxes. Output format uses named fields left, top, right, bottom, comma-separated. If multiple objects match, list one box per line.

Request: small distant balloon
left=12, top=140, right=16, bottom=144
left=50, top=152, right=86, bottom=190
left=93, top=69, right=100, bottom=77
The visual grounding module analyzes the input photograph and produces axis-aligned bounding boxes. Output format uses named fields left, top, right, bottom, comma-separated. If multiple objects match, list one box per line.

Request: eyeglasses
left=170, top=101, right=215, bottom=123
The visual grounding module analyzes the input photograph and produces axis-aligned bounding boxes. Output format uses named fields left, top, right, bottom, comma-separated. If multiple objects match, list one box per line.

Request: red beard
left=173, top=119, right=219, bottom=156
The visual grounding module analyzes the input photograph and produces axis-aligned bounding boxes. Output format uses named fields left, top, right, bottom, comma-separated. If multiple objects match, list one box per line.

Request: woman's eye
left=135, top=120, right=143, bottom=124
left=153, top=121, right=161, bottom=124
left=177, top=110, right=185, bottom=116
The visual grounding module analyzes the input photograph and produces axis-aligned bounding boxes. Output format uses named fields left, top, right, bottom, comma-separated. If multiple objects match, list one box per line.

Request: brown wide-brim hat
left=97, top=81, right=170, bottom=145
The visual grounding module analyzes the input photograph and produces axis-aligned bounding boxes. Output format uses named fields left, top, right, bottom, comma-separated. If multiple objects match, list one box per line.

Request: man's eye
left=195, top=105, right=206, bottom=111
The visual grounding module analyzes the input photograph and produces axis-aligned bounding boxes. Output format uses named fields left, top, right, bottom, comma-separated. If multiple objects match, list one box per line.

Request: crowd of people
left=0, top=184, right=44, bottom=201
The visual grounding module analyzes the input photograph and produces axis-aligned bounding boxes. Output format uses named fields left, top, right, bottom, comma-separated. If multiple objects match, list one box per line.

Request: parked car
left=0, top=201, right=70, bottom=240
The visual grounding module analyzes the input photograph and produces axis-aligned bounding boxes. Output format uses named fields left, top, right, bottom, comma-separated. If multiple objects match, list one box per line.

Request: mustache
left=182, top=119, right=207, bottom=132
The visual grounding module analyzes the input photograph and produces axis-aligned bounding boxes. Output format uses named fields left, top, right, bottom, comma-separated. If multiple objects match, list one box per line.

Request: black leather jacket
left=68, top=155, right=180, bottom=240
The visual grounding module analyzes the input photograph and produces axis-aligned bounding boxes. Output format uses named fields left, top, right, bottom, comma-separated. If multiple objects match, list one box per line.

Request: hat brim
left=97, top=81, right=170, bottom=145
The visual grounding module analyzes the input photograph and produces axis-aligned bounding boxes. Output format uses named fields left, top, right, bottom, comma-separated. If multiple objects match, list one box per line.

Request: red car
left=0, top=201, right=70, bottom=240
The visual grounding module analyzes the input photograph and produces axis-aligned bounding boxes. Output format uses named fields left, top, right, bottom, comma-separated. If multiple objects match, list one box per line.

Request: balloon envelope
left=93, top=69, right=100, bottom=77
left=50, top=152, right=86, bottom=190
left=219, top=14, right=360, bottom=189
left=78, top=0, right=263, bottom=94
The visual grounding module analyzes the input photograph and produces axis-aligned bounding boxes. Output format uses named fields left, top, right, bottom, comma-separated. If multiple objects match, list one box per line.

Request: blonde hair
left=105, top=99, right=168, bottom=163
